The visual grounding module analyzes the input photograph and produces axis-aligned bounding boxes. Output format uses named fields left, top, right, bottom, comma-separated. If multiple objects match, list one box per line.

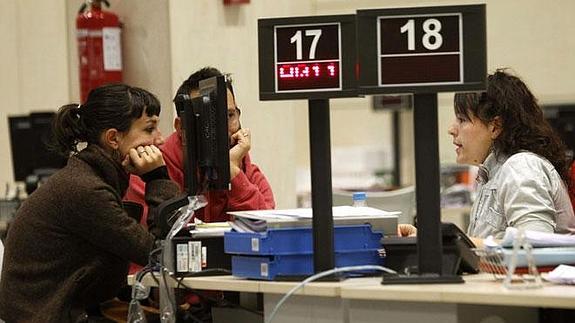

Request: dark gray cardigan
left=0, top=145, right=179, bottom=322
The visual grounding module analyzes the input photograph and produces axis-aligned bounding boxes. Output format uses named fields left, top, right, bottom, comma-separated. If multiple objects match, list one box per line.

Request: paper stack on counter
left=227, top=206, right=399, bottom=236
left=496, top=227, right=575, bottom=248
left=481, top=227, right=575, bottom=272
left=188, top=222, right=231, bottom=238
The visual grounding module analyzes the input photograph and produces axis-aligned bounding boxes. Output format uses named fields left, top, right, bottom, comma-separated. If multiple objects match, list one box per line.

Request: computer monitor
left=175, top=75, right=231, bottom=195
left=8, top=112, right=67, bottom=182
left=543, top=104, right=575, bottom=159
left=155, top=76, right=231, bottom=237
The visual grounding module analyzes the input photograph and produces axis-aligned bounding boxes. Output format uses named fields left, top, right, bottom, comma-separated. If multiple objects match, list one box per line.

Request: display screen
left=378, top=14, right=462, bottom=86
left=276, top=61, right=339, bottom=91
left=175, top=76, right=230, bottom=195
left=274, top=23, right=341, bottom=92
left=8, top=113, right=68, bottom=181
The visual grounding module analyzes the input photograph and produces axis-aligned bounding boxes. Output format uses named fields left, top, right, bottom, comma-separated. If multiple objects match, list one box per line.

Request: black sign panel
left=357, top=5, right=486, bottom=94
left=379, top=14, right=461, bottom=85
left=259, top=15, right=357, bottom=100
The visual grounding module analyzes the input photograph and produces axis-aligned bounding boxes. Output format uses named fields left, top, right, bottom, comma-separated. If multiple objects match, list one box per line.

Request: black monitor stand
left=382, top=93, right=463, bottom=284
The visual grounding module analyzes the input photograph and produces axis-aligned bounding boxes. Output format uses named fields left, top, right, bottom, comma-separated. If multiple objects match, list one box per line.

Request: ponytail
left=50, top=104, right=86, bottom=157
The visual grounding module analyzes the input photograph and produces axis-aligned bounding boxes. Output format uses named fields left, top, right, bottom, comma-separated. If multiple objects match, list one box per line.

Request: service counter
left=128, top=272, right=575, bottom=323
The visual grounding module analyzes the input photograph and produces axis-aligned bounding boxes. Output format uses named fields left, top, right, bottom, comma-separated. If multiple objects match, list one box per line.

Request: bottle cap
left=352, top=191, right=367, bottom=201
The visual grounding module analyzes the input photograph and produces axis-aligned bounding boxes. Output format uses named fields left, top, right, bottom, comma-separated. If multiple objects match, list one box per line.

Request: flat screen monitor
left=174, top=75, right=231, bottom=195
left=8, top=112, right=67, bottom=181
left=543, top=104, right=575, bottom=159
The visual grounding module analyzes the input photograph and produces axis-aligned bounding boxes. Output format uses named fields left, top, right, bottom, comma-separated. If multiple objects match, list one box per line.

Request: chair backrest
left=332, top=186, right=416, bottom=225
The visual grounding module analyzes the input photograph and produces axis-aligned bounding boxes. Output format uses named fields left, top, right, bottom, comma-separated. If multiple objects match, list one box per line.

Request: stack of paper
left=481, top=227, right=575, bottom=273
left=227, top=206, right=399, bottom=236
left=188, top=222, right=231, bottom=238
left=495, top=227, right=575, bottom=248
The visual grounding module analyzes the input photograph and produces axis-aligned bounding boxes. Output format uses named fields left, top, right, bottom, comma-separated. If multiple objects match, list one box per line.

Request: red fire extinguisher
left=76, top=0, right=122, bottom=102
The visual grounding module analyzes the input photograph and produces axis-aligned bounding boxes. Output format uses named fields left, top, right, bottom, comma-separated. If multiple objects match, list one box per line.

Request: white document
left=498, top=227, right=575, bottom=248
left=545, top=265, right=575, bottom=285
left=189, top=222, right=231, bottom=238
left=227, top=206, right=399, bottom=233
left=229, top=206, right=399, bottom=220
left=102, top=27, right=122, bottom=71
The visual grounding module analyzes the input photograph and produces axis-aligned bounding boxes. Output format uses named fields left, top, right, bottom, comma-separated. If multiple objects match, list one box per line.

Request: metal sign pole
left=308, top=98, right=336, bottom=273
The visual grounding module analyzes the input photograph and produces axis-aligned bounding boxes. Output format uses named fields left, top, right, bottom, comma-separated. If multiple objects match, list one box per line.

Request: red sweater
left=124, top=131, right=275, bottom=226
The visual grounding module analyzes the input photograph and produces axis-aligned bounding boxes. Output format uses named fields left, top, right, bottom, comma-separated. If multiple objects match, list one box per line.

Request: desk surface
left=342, top=274, right=575, bottom=309
left=128, top=273, right=575, bottom=309
left=128, top=274, right=351, bottom=297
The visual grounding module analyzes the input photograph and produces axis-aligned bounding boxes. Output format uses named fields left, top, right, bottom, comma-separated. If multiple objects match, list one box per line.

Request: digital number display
left=378, top=14, right=462, bottom=86
left=274, top=23, right=341, bottom=92
left=277, top=62, right=339, bottom=91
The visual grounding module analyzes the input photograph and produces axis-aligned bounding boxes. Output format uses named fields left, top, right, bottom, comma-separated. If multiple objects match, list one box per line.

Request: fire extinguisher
left=76, top=0, right=122, bottom=102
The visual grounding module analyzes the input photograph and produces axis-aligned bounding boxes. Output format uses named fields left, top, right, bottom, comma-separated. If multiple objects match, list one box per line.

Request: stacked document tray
left=224, top=224, right=384, bottom=280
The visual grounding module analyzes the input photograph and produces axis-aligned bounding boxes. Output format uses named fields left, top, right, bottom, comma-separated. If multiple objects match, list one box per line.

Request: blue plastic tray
left=231, top=249, right=384, bottom=280
left=224, top=224, right=382, bottom=255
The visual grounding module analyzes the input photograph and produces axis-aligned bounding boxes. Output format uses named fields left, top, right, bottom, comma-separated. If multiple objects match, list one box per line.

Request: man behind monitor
left=124, top=67, right=275, bottom=226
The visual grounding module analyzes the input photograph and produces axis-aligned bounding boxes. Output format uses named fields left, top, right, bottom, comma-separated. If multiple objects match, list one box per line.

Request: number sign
left=379, top=14, right=462, bottom=86
left=357, top=5, right=486, bottom=94
left=275, top=24, right=341, bottom=92
left=258, top=15, right=357, bottom=100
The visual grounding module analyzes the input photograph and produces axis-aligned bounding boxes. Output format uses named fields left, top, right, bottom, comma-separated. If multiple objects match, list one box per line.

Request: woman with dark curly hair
left=448, top=69, right=575, bottom=244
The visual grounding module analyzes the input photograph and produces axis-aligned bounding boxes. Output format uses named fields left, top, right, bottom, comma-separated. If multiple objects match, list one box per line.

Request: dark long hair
left=454, top=69, right=570, bottom=184
left=51, top=83, right=161, bottom=157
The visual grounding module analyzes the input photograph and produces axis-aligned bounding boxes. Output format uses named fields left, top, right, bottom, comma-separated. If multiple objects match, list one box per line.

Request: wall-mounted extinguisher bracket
left=76, top=0, right=122, bottom=102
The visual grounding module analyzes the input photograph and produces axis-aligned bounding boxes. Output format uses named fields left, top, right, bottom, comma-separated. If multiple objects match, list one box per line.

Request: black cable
left=134, top=246, right=163, bottom=285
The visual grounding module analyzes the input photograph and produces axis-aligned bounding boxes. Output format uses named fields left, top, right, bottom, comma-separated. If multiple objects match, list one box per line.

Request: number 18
left=400, top=18, right=443, bottom=51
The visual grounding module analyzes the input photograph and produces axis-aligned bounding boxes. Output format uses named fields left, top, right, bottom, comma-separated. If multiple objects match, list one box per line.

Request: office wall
left=0, top=0, right=70, bottom=193
left=168, top=0, right=315, bottom=209
left=0, top=0, right=174, bottom=194
left=66, top=0, right=173, bottom=144
left=1, top=0, right=311, bottom=209
left=2, top=0, right=575, bottom=208
left=312, top=0, right=575, bottom=186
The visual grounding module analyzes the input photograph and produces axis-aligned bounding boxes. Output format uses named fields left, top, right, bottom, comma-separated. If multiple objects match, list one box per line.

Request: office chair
left=332, top=186, right=416, bottom=225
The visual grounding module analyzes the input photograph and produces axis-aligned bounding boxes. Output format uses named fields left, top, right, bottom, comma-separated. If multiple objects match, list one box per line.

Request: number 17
left=290, top=29, right=322, bottom=60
